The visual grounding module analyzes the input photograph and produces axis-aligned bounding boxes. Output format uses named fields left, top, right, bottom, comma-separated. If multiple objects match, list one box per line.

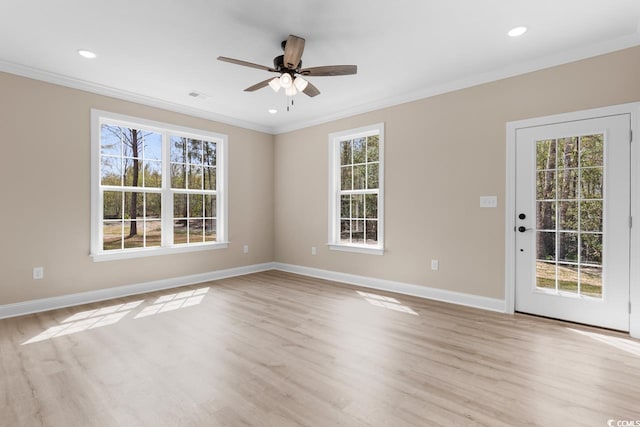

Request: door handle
left=518, top=226, right=533, bottom=233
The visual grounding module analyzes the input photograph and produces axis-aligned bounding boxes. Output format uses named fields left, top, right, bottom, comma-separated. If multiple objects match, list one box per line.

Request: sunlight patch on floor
left=568, top=328, right=640, bottom=357
left=23, top=300, right=144, bottom=345
left=356, top=291, right=418, bottom=315
left=134, top=287, right=210, bottom=319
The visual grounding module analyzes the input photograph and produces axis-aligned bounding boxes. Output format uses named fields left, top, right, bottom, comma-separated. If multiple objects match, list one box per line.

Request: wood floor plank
left=1, top=270, right=640, bottom=426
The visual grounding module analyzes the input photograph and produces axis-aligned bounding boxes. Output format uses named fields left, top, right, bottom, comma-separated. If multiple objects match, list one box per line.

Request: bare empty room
left=2, top=1, right=640, bottom=426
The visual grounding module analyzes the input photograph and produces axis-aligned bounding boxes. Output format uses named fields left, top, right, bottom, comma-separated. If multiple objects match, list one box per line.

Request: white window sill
left=328, top=244, right=384, bottom=256
left=91, top=242, right=229, bottom=262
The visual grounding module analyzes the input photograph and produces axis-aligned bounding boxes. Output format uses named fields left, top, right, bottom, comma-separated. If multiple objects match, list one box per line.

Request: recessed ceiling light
left=268, top=109, right=278, bottom=114
left=508, top=26, right=527, bottom=37
left=77, top=49, right=97, bottom=59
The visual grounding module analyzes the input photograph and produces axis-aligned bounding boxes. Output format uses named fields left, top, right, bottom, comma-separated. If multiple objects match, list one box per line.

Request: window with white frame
left=328, top=123, right=384, bottom=255
left=91, top=110, right=228, bottom=261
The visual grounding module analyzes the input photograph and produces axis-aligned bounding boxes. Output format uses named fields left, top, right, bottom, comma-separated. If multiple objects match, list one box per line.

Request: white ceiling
left=1, top=1, right=640, bottom=134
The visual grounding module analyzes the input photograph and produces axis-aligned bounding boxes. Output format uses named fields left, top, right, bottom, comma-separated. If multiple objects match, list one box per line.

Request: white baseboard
left=273, top=263, right=506, bottom=313
left=0, top=262, right=275, bottom=320
left=0, top=261, right=505, bottom=320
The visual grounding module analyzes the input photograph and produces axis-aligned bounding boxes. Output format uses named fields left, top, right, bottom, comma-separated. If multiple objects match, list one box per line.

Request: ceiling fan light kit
left=217, top=34, right=357, bottom=107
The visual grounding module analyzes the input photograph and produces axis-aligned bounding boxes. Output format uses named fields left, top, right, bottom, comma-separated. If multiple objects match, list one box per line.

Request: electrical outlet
left=431, top=260, right=439, bottom=271
left=33, top=267, right=44, bottom=280
left=243, top=245, right=249, bottom=254
left=311, top=246, right=317, bottom=255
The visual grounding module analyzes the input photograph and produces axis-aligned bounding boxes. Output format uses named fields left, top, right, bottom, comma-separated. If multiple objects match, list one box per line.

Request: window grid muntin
left=96, top=114, right=224, bottom=255
left=535, top=134, right=604, bottom=298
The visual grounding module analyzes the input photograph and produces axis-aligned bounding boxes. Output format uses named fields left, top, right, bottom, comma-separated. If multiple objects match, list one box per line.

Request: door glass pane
left=534, top=134, right=604, bottom=299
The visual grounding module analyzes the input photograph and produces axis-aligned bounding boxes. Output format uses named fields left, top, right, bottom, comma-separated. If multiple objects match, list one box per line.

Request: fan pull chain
left=286, top=96, right=294, bottom=112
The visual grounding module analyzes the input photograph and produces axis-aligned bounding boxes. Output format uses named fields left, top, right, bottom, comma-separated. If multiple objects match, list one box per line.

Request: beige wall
left=2, top=46, right=639, bottom=307
left=274, top=46, right=640, bottom=300
left=0, top=72, right=274, bottom=305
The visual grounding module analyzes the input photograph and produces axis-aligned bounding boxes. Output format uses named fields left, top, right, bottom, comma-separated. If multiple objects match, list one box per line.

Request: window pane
left=205, top=195, right=216, bottom=218
left=123, top=221, right=144, bottom=248
left=341, top=166, right=352, bottom=191
left=581, top=266, right=602, bottom=298
left=351, top=220, right=365, bottom=244
left=188, top=219, right=204, bottom=243
left=581, top=233, right=602, bottom=265
left=351, top=194, right=364, bottom=219
left=536, top=170, right=555, bottom=200
left=171, top=163, right=186, bottom=189
left=174, top=194, right=187, bottom=219
left=557, top=264, right=579, bottom=294
left=171, top=137, right=188, bottom=163
left=203, top=141, right=216, bottom=166
left=188, top=139, right=203, bottom=164
left=536, top=201, right=555, bottom=230
left=103, top=191, right=123, bottom=220
left=143, top=133, right=162, bottom=161
left=340, top=140, right=352, bottom=165
left=558, top=232, right=578, bottom=263
left=121, top=129, right=144, bottom=159
left=188, top=165, right=203, bottom=190
left=145, top=221, right=161, bottom=247
left=558, top=169, right=578, bottom=199
left=143, top=160, right=162, bottom=188
left=580, top=200, right=602, bottom=232
left=365, top=220, right=378, bottom=244
left=365, top=194, right=378, bottom=219
left=203, top=167, right=216, bottom=190
left=146, top=193, right=161, bottom=219
left=580, top=134, right=603, bottom=167
left=124, top=192, right=144, bottom=220
left=558, top=201, right=578, bottom=231
left=341, top=195, right=351, bottom=218
left=536, top=261, right=556, bottom=290
left=367, top=163, right=379, bottom=189
left=580, top=168, right=602, bottom=199
left=123, top=158, right=142, bottom=187
left=536, top=139, right=555, bottom=171
left=205, top=219, right=216, bottom=242
left=353, top=164, right=366, bottom=190
left=173, top=220, right=188, bottom=244
left=536, top=232, right=555, bottom=261
left=353, top=138, right=366, bottom=164
left=101, top=156, right=122, bottom=186
left=101, top=125, right=122, bottom=156
left=189, top=194, right=203, bottom=217
left=340, top=220, right=350, bottom=243
left=103, top=221, right=122, bottom=251
left=558, top=137, right=579, bottom=169
left=367, top=135, right=379, bottom=162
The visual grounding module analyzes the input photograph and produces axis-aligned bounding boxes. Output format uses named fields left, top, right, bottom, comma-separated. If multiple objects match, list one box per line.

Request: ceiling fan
left=217, top=35, right=357, bottom=98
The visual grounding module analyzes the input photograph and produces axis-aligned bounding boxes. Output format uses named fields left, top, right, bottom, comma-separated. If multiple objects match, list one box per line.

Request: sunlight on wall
left=22, top=300, right=144, bottom=345
left=356, top=291, right=418, bottom=315
left=134, top=287, right=210, bottom=319
left=568, top=328, right=640, bottom=357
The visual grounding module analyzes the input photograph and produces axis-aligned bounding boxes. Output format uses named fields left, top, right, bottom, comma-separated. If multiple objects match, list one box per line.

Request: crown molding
left=2, top=32, right=639, bottom=136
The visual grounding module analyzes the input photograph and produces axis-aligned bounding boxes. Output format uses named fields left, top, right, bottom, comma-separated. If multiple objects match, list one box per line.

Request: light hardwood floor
left=1, top=270, right=639, bottom=426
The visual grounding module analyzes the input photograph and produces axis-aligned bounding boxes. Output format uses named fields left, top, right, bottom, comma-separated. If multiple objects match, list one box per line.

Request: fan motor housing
left=273, top=55, right=301, bottom=72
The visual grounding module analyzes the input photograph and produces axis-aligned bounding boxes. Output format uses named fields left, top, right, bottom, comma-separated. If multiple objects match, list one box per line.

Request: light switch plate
left=480, top=196, right=498, bottom=208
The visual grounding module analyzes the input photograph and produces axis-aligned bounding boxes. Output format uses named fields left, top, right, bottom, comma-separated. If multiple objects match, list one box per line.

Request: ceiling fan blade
left=283, top=35, right=305, bottom=69
left=244, top=78, right=274, bottom=92
left=217, top=56, right=277, bottom=72
left=302, top=81, right=320, bottom=97
left=299, top=65, right=357, bottom=76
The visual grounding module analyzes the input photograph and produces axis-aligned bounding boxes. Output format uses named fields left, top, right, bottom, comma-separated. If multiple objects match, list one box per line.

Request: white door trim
left=505, top=102, right=640, bottom=338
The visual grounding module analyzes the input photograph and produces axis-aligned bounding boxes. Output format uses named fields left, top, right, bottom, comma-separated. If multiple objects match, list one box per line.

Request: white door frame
left=505, top=102, right=640, bottom=338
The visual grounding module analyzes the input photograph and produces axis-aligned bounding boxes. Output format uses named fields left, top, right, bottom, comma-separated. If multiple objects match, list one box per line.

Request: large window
left=328, top=123, right=384, bottom=255
left=91, top=110, right=228, bottom=261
